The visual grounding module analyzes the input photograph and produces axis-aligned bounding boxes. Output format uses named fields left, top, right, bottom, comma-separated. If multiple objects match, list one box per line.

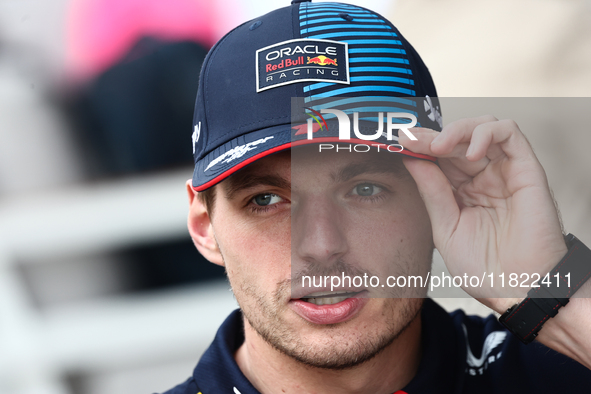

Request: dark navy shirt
left=159, top=299, right=591, bottom=394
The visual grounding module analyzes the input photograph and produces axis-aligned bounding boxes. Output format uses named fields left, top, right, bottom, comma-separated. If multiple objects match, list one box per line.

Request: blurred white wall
left=392, top=0, right=591, bottom=96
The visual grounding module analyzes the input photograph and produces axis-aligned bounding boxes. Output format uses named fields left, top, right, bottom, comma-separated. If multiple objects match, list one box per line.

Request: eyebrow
left=331, top=158, right=408, bottom=184
left=223, top=155, right=409, bottom=199
left=223, top=173, right=291, bottom=201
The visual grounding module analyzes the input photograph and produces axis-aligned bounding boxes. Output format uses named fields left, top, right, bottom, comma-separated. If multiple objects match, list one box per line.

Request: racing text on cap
left=256, top=38, right=350, bottom=92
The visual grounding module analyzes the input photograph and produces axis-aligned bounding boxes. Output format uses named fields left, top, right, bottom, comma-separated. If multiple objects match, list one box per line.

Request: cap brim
left=192, top=123, right=436, bottom=191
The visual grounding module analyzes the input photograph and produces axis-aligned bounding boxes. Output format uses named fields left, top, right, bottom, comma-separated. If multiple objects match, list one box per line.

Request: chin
left=243, top=296, right=424, bottom=370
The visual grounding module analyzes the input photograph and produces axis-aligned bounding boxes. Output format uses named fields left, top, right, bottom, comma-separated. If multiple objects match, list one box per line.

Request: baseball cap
left=191, top=0, right=442, bottom=191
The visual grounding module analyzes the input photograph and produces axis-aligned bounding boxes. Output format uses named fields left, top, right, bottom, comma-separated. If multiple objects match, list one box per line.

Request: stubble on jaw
left=215, top=231, right=431, bottom=371
left=233, top=273, right=424, bottom=370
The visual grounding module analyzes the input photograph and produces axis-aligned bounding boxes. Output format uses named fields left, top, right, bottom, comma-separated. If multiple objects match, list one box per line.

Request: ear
left=186, top=180, right=224, bottom=266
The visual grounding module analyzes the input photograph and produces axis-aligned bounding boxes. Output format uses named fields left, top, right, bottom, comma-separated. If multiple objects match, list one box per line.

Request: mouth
left=289, top=290, right=369, bottom=325
left=299, top=291, right=362, bottom=306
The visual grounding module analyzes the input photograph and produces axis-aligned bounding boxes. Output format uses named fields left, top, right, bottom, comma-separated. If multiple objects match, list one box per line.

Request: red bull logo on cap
left=256, top=38, right=350, bottom=92
left=307, top=55, right=338, bottom=66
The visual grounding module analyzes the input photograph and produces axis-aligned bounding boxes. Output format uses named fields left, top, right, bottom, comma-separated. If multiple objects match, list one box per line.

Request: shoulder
left=445, top=303, right=591, bottom=393
left=158, top=309, right=255, bottom=394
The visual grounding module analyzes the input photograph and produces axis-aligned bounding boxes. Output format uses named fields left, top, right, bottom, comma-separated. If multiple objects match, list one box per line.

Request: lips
left=301, top=291, right=361, bottom=305
left=289, top=290, right=369, bottom=325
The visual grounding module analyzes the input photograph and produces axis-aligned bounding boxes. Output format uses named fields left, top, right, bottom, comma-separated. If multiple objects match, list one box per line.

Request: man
left=161, top=1, right=591, bottom=393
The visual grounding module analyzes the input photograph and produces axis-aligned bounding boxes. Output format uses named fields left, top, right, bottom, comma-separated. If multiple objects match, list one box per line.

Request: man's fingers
left=402, top=127, right=491, bottom=185
left=402, top=157, right=460, bottom=249
left=465, top=119, right=535, bottom=161
left=429, top=116, right=498, bottom=156
left=404, top=118, right=538, bottom=175
left=400, top=127, right=439, bottom=156
left=401, top=127, right=472, bottom=159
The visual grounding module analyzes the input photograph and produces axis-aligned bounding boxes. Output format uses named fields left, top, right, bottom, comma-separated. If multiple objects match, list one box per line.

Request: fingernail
left=466, top=144, right=474, bottom=157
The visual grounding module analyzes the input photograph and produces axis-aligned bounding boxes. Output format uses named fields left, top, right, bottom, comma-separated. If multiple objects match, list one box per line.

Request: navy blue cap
left=191, top=1, right=442, bottom=191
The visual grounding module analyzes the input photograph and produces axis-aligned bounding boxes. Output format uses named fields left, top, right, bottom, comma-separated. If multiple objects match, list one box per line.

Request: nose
left=292, top=195, right=348, bottom=266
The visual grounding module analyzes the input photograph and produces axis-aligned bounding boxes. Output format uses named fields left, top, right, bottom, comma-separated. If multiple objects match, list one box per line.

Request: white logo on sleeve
left=204, top=136, right=274, bottom=172
left=192, top=122, right=201, bottom=154
left=463, top=324, right=507, bottom=376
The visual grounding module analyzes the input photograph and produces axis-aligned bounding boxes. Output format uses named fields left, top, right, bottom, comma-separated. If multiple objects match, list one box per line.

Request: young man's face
left=197, top=146, right=434, bottom=369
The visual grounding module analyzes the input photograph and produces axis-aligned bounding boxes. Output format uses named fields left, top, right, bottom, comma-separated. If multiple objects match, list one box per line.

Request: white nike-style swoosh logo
left=204, top=136, right=274, bottom=172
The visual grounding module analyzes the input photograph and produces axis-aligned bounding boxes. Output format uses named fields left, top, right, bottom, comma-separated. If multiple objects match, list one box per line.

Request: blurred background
left=0, top=0, right=589, bottom=393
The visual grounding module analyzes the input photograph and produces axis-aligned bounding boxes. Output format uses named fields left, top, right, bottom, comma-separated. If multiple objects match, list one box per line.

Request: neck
left=235, top=313, right=422, bottom=394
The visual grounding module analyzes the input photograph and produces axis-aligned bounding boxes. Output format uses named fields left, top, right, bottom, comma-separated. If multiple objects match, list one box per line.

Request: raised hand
left=400, top=116, right=568, bottom=311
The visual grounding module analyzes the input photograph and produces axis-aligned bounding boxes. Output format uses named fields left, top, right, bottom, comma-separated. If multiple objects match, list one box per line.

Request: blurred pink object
left=66, top=0, right=242, bottom=81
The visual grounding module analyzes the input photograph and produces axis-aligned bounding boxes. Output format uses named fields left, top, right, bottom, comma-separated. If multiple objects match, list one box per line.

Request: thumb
left=402, top=157, right=460, bottom=248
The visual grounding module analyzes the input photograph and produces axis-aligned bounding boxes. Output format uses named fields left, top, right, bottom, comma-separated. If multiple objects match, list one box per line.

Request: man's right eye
left=252, top=193, right=283, bottom=206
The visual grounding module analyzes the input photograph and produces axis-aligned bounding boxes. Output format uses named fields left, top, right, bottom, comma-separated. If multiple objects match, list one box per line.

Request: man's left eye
left=352, top=183, right=382, bottom=197
left=252, top=193, right=283, bottom=206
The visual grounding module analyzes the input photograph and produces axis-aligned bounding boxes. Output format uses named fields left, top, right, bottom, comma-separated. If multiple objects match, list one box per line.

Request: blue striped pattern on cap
left=298, top=2, right=420, bottom=127
left=299, top=2, right=416, bottom=104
